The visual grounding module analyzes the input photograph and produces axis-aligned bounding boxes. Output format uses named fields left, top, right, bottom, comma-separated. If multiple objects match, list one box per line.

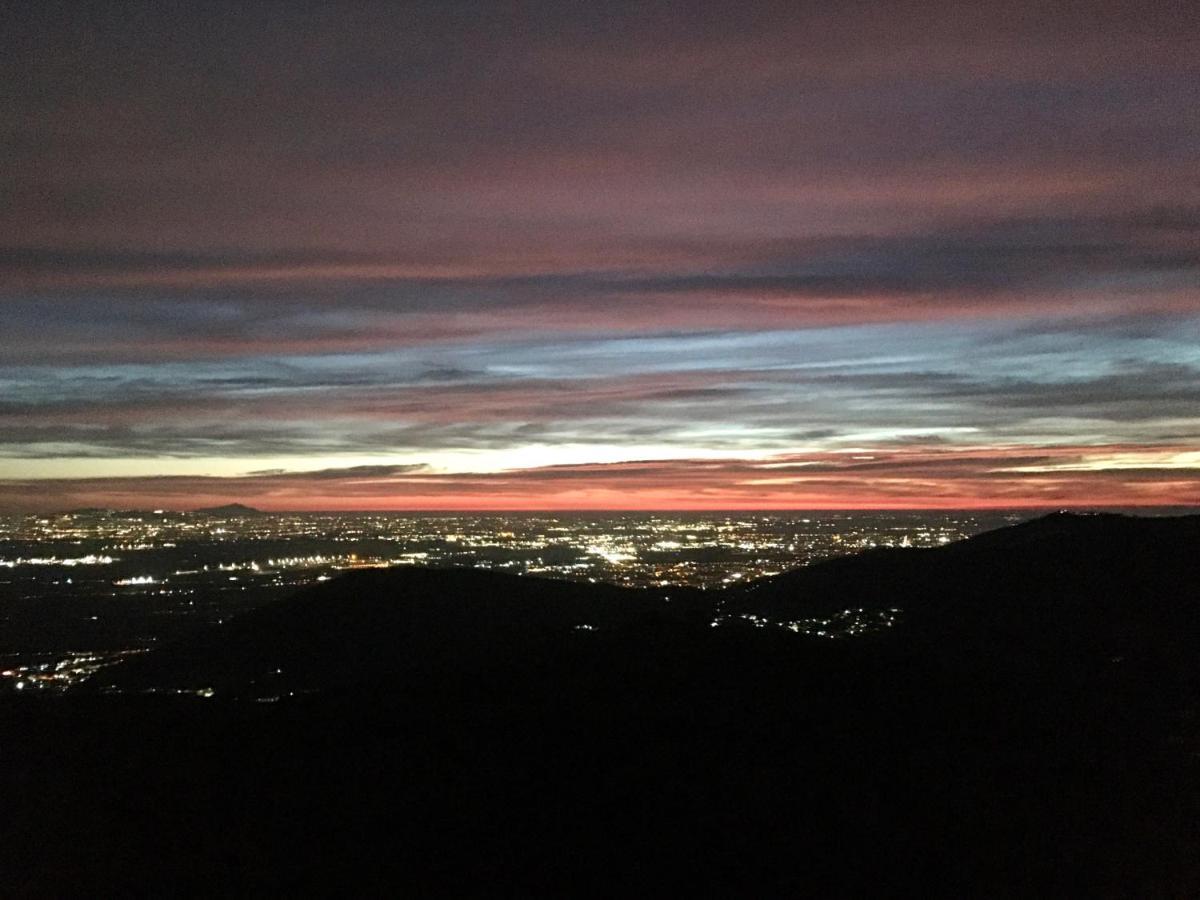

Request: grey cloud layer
left=1, top=1, right=1197, bottom=489
left=2, top=317, right=1197, bottom=463
left=3, top=210, right=1197, bottom=371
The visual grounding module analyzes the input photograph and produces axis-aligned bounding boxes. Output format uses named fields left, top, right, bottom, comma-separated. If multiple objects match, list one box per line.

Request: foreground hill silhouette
left=734, top=510, right=1200, bottom=667
left=4, top=512, right=1199, bottom=895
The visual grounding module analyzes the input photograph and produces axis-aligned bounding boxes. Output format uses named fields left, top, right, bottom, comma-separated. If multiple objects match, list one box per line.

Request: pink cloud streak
left=2, top=444, right=1196, bottom=513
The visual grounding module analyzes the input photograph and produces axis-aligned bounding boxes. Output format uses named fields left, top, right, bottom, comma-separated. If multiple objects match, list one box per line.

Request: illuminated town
left=0, top=507, right=1017, bottom=691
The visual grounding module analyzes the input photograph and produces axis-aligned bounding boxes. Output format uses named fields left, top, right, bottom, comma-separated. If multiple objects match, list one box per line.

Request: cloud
left=1, top=326, right=1197, bottom=469
left=1, top=443, right=1197, bottom=512
left=0, top=2, right=1196, bottom=505
left=4, top=209, right=1197, bottom=368
left=243, top=463, right=430, bottom=480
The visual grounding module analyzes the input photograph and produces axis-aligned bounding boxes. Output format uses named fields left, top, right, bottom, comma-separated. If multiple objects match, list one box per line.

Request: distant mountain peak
left=194, top=502, right=263, bottom=516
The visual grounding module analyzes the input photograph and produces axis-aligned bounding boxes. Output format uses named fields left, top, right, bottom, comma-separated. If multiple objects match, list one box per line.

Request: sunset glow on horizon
left=2, top=2, right=1198, bottom=512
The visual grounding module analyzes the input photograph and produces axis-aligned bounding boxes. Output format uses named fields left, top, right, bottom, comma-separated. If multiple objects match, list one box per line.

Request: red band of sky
left=1, top=2, right=1197, bottom=510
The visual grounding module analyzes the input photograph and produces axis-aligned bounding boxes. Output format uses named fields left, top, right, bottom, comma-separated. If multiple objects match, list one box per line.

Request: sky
left=1, top=0, right=1198, bottom=511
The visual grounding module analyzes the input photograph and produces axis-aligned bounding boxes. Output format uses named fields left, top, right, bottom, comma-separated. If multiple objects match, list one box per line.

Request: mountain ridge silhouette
left=97, top=510, right=1200, bottom=695
left=6, top=510, right=1199, bottom=895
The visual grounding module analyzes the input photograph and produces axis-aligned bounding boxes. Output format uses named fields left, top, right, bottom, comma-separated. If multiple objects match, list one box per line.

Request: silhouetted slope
left=6, top=512, right=1200, bottom=896
left=100, top=567, right=713, bottom=696
left=105, top=511, right=1200, bottom=694
left=738, top=510, right=1200, bottom=610
left=731, top=511, right=1200, bottom=669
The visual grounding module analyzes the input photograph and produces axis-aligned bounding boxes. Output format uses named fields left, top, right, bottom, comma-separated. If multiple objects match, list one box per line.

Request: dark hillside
left=98, top=567, right=712, bottom=697
left=730, top=511, right=1200, bottom=671
left=4, top=513, right=1199, bottom=896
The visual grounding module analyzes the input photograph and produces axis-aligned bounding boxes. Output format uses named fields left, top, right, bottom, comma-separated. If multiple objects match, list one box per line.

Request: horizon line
left=10, top=503, right=1199, bottom=516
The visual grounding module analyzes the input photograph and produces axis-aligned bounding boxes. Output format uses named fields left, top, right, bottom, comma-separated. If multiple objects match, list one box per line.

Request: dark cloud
left=804, top=363, right=1200, bottom=423
left=244, top=463, right=430, bottom=480
left=3, top=2, right=1197, bottom=254
left=4, top=208, right=1196, bottom=369
left=0, top=2, right=1197, bottom=506
left=0, top=246, right=382, bottom=277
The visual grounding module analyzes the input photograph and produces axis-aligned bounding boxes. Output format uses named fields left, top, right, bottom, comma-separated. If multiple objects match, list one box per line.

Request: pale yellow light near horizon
left=0, top=442, right=784, bottom=482
left=1001, top=450, right=1200, bottom=473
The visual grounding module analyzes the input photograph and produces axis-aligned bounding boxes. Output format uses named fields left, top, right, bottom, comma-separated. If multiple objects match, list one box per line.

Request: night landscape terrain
left=3, top=0, right=1199, bottom=893
left=4, top=512, right=1198, bottom=894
